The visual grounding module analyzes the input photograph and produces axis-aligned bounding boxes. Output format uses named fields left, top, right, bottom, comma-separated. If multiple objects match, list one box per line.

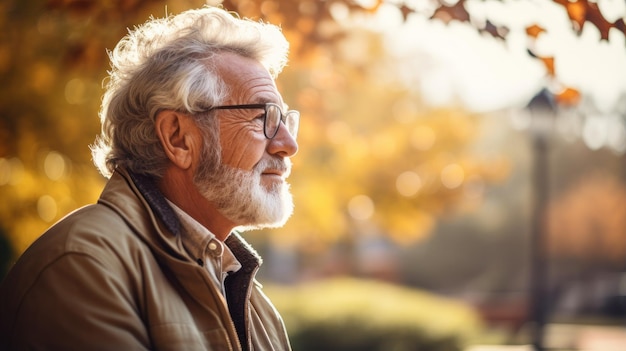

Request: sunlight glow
left=371, top=134, right=397, bottom=159
left=360, top=1, right=626, bottom=114
left=1, top=158, right=25, bottom=186
left=298, top=1, right=318, bottom=16
left=329, top=2, right=350, bottom=21
left=0, top=158, right=10, bottom=185
left=326, top=120, right=352, bottom=144
left=441, top=163, right=465, bottom=189
left=392, top=98, right=419, bottom=123
left=37, top=195, right=57, bottom=222
left=44, top=151, right=66, bottom=181
left=606, top=116, right=626, bottom=153
left=353, top=0, right=380, bottom=9
left=582, top=115, right=609, bottom=150
left=348, top=195, right=375, bottom=220
left=346, top=137, right=370, bottom=161
left=396, top=171, right=423, bottom=197
left=65, top=78, right=85, bottom=105
left=410, top=125, right=436, bottom=151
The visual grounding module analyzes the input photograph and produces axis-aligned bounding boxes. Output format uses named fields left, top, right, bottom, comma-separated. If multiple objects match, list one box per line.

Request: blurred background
left=1, top=0, right=625, bottom=350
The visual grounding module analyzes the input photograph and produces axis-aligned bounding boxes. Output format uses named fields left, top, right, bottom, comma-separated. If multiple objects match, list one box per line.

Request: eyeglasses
left=207, top=103, right=299, bottom=140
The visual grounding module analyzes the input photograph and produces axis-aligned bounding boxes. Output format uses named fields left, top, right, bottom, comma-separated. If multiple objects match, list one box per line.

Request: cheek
left=219, top=126, right=267, bottom=170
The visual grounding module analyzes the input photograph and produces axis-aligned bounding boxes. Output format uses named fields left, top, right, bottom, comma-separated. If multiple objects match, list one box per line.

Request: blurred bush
left=264, top=277, right=485, bottom=351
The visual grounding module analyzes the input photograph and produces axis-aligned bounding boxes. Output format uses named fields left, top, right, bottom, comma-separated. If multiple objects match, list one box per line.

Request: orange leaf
left=555, top=87, right=581, bottom=106
left=540, top=56, right=555, bottom=77
left=554, top=0, right=587, bottom=31
left=526, top=24, right=546, bottom=38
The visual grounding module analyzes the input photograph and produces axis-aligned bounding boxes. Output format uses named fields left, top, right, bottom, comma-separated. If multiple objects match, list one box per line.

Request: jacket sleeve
left=5, top=251, right=151, bottom=351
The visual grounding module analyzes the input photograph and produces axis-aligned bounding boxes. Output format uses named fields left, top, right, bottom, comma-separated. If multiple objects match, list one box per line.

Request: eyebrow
left=251, top=97, right=289, bottom=110
left=251, top=97, right=275, bottom=105
left=254, top=97, right=272, bottom=104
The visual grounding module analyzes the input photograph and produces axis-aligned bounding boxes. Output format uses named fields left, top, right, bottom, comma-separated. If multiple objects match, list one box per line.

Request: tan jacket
left=0, top=169, right=291, bottom=351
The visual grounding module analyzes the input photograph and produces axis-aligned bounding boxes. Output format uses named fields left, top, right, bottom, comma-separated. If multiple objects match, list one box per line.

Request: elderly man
left=0, top=6, right=298, bottom=351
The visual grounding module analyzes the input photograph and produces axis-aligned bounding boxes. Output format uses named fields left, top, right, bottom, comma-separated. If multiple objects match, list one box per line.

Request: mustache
left=254, top=157, right=291, bottom=177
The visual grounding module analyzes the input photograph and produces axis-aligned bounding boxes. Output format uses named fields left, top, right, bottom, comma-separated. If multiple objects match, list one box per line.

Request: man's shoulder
left=0, top=203, right=158, bottom=351
left=19, top=203, right=145, bottom=268
left=48, top=202, right=135, bottom=243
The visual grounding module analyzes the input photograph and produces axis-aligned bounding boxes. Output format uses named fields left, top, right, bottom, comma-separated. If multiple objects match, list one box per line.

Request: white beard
left=194, top=153, right=294, bottom=231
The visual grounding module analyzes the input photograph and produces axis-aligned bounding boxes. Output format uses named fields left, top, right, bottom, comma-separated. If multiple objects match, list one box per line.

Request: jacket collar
left=99, top=168, right=262, bottom=269
left=127, top=170, right=181, bottom=235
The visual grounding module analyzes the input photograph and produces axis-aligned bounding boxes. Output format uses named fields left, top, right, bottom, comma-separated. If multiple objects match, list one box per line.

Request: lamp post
left=526, top=88, right=556, bottom=351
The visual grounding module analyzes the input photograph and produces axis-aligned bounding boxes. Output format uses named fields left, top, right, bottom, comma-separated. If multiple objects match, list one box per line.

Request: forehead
left=213, top=52, right=279, bottom=104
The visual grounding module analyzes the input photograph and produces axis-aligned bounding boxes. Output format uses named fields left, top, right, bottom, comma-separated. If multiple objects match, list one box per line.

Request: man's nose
left=267, top=123, right=298, bottom=157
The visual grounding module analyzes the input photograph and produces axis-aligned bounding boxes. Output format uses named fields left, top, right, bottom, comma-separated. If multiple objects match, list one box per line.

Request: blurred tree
left=0, top=0, right=207, bottom=255
left=3, top=0, right=621, bottom=263
left=222, top=0, right=625, bottom=110
left=0, top=0, right=508, bottom=261
left=547, top=171, right=626, bottom=267
left=545, top=171, right=626, bottom=318
left=272, top=31, right=512, bottom=251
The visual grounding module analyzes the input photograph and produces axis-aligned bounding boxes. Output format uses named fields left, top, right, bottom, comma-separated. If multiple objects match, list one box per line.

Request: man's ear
left=155, top=110, right=197, bottom=170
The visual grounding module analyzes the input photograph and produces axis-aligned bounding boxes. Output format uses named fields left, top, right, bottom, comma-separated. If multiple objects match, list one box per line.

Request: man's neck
left=157, top=167, right=235, bottom=241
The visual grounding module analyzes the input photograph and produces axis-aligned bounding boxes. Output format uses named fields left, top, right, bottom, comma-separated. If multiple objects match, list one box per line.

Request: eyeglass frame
left=204, top=102, right=299, bottom=140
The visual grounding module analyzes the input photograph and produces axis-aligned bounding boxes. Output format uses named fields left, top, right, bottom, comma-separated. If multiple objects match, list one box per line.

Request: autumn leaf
left=399, top=4, right=414, bottom=22
left=526, top=24, right=546, bottom=38
left=554, top=0, right=626, bottom=40
left=527, top=49, right=555, bottom=77
left=430, top=0, right=470, bottom=24
left=555, top=87, right=581, bottom=106
left=479, top=20, right=509, bottom=40
left=2, top=0, right=624, bottom=256
left=554, top=0, right=587, bottom=32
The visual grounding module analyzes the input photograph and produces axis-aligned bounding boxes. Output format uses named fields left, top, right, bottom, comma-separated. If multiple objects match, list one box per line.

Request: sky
left=350, top=0, right=626, bottom=115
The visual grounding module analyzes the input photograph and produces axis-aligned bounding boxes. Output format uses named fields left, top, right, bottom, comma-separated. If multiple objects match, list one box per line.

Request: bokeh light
left=348, top=194, right=375, bottom=220
left=37, top=195, right=57, bottom=222
left=440, top=163, right=464, bottom=189
left=43, top=151, right=67, bottom=181
left=396, top=171, right=422, bottom=197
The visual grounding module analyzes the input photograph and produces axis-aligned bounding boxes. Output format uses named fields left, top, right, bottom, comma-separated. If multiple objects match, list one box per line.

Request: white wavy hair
left=91, top=6, right=289, bottom=178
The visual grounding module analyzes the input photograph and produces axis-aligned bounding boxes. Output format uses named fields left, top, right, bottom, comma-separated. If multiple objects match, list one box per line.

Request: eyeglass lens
left=266, top=104, right=299, bottom=139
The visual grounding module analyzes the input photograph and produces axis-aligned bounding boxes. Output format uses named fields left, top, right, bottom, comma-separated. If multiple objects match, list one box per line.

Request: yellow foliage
left=275, top=36, right=509, bottom=247
left=0, top=0, right=512, bottom=257
left=385, top=209, right=436, bottom=245
left=548, top=172, right=626, bottom=266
